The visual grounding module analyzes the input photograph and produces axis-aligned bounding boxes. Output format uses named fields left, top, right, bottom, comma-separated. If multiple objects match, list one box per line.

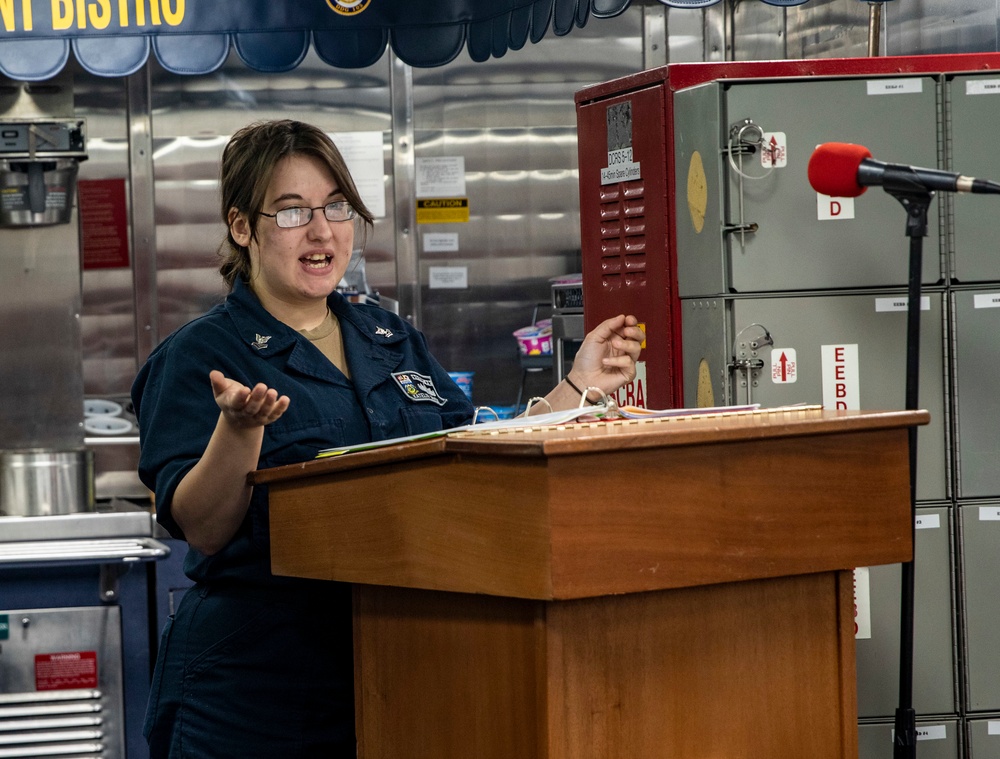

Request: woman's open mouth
left=301, top=254, right=332, bottom=269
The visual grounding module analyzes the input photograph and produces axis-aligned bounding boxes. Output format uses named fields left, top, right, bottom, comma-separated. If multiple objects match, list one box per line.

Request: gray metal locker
left=967, top=717, right=1000, bottom=758
left=947, top=74, right=1000, bottom=284
left=728, top=291, right=949, bottom=501
left=673, top=82, right=727, bottom=299
left=680, top=297, right=729, bottom=407
left=855, top=506, right=957, bottom=718
left=859, top=720, right=961, bottom=759
left=959, top=503, right=1000, bottom=712
left=673, top=75, right=943, bottom=297
left=953, top=289, right=1000, bottom=498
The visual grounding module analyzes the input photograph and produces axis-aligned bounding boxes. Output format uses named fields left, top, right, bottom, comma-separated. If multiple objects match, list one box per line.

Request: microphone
left=807, top=142, right=1000, bottom=197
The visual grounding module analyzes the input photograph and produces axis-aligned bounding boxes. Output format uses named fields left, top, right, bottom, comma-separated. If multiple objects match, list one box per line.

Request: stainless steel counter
left=0, top=510, right=168, bottom=566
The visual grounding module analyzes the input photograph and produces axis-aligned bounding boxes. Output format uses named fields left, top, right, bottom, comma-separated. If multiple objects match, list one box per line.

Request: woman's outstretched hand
left=209, top=370, right=290, bottom=429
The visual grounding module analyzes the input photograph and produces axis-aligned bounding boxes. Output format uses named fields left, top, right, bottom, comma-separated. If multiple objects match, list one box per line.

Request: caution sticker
left=417, top=198, right=469, bottom=224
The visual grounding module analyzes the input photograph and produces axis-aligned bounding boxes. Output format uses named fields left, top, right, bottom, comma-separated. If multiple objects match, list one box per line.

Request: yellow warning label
left=416, top=198, right=469, bottom=224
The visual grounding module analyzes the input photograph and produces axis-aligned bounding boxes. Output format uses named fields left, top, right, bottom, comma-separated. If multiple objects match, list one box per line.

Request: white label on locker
left=874, top=296, right=931, bottom=312
left=815, top=193, right=856, bottom=220
left=867, top=78, right=923, bottom=95
left=601, top=148, right=641, bottom=185
left=974, top=293, right=1000, bottom=309
left=915, top=514, right=940, bottom=530
left=915, top=725, right=948, bottom=741
left=988, top=721, right=1000, bottom=735
left=821, top=344, right=860, bottom=410
left=770, top=349, right=797, bottom=383
left=967, top=79, right=1000, bottom=96
left=892, top=725, right=948, bottom=742
left=853, top=567, right=871, bottom=639
left=760, top=132, right=787, bottom=168
left=978, top=506, right=1000, bottom=521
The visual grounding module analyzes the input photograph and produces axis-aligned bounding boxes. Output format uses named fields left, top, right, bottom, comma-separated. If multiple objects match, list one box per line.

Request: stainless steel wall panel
left=859, top=720, right=961, bottom=759
left=410, top=11, right=644, bottom=406
left=389, top=54, right=417, bottom=324
left=413, top=82, right=613, bottom=131
left=721, top=76, right=943, bottom=292
left=644, top=4, right=668, bottom=69
left=785, top=0, right=871, bottom=60
left=663, top=7, right=711, bottom=64
left=742, top=0, right=999, bottom=62
left=946, top=73, right=1000, bottom=284
left=855, top=506, right=957, bottom=718
left=415, top=118, right=585, bottom=403
left=0, top=219, right=86, bottom=451
left=43, top=69, right=129, bottom=423
left=953, top=289, right=1000, bottom=498
left=885, top=0, right=998, bottom=57
left=727, top=0, right=788, bottom=62
left=959, top=502, right=1000, bottom=713
left=411, top=22, right=642, bottom=130
left=729, top=292, right=949, bottom=501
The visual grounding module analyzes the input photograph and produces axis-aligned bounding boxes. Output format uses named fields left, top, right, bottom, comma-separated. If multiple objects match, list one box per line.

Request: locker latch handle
left=728, top=323, right=773, bottom=406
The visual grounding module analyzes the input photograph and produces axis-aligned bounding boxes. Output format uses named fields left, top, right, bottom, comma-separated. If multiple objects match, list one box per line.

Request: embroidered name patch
left=392, top=371, right=446, bottom=406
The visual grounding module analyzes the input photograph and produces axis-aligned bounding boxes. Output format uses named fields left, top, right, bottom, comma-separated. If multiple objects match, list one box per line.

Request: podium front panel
left=354, top=572, right=858, bottom=759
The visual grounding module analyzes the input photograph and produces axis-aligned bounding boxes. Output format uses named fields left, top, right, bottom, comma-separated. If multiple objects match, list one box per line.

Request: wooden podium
left=253, top=407, right=927, bottom=759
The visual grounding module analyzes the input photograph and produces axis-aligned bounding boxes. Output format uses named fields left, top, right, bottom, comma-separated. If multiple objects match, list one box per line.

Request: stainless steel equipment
left=0, top=120, right=85, bottom=227
left=550, top=277, right=584, bottom=383
left=0, top=606, right=126, bottom=758
left=0, top=510, right=169, bottom=759
left=0, top=79, right=91, bottom=518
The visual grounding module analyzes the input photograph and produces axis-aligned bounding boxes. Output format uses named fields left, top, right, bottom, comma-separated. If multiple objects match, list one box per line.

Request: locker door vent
left=0, top=688, right=105, bottom=757
left=599, top=180, right=647, bottom=290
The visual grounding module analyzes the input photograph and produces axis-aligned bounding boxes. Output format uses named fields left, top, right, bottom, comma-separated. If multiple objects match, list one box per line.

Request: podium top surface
left=252, top=406, right=928, bottom=486
left=261, top=407, right=925, bottom=598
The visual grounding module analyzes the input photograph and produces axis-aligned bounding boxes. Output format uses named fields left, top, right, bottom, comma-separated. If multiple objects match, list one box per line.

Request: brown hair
left=218, top=119, right=374, bottom=290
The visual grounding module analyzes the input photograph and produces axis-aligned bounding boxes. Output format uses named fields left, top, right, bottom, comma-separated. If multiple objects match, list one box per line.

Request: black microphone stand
left=882, top=167, right=935, bottom=759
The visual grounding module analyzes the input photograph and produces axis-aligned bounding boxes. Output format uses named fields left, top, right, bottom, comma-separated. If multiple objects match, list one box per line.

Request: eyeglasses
left=260, top=201, right=356, bottom=228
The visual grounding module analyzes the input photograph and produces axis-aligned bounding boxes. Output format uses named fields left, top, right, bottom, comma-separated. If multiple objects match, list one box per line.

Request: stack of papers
left=316, top=403, right=762, bottom=458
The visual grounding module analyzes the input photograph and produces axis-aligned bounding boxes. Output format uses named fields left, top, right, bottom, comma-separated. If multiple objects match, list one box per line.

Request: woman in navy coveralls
left=133, top=119, right=645, bottom=758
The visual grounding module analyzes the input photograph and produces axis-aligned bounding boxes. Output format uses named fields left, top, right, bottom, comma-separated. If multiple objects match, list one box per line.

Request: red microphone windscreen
left=807, top=142, right=872, bottom=198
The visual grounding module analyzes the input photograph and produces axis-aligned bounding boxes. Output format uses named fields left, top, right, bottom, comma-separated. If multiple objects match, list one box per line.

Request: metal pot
left=0, top=449, right=94, bottom=517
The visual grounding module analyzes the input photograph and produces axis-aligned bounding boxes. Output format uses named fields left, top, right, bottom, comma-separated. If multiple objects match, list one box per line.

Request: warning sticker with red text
left=770, top=348, right=797, bottom=384
left=35, top=651, right=98, bottom=691
left=821, top=344, right=860, bottom=410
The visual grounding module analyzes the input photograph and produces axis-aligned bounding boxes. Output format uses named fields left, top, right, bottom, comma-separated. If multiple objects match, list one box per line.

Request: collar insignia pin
left=252, top=333, right=272, bottom=350
left=375, top=326, right=394, bottom=338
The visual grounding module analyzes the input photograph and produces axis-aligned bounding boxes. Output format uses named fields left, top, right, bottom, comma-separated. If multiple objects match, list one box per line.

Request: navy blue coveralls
left=133, top=278, right=474, bottom=758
